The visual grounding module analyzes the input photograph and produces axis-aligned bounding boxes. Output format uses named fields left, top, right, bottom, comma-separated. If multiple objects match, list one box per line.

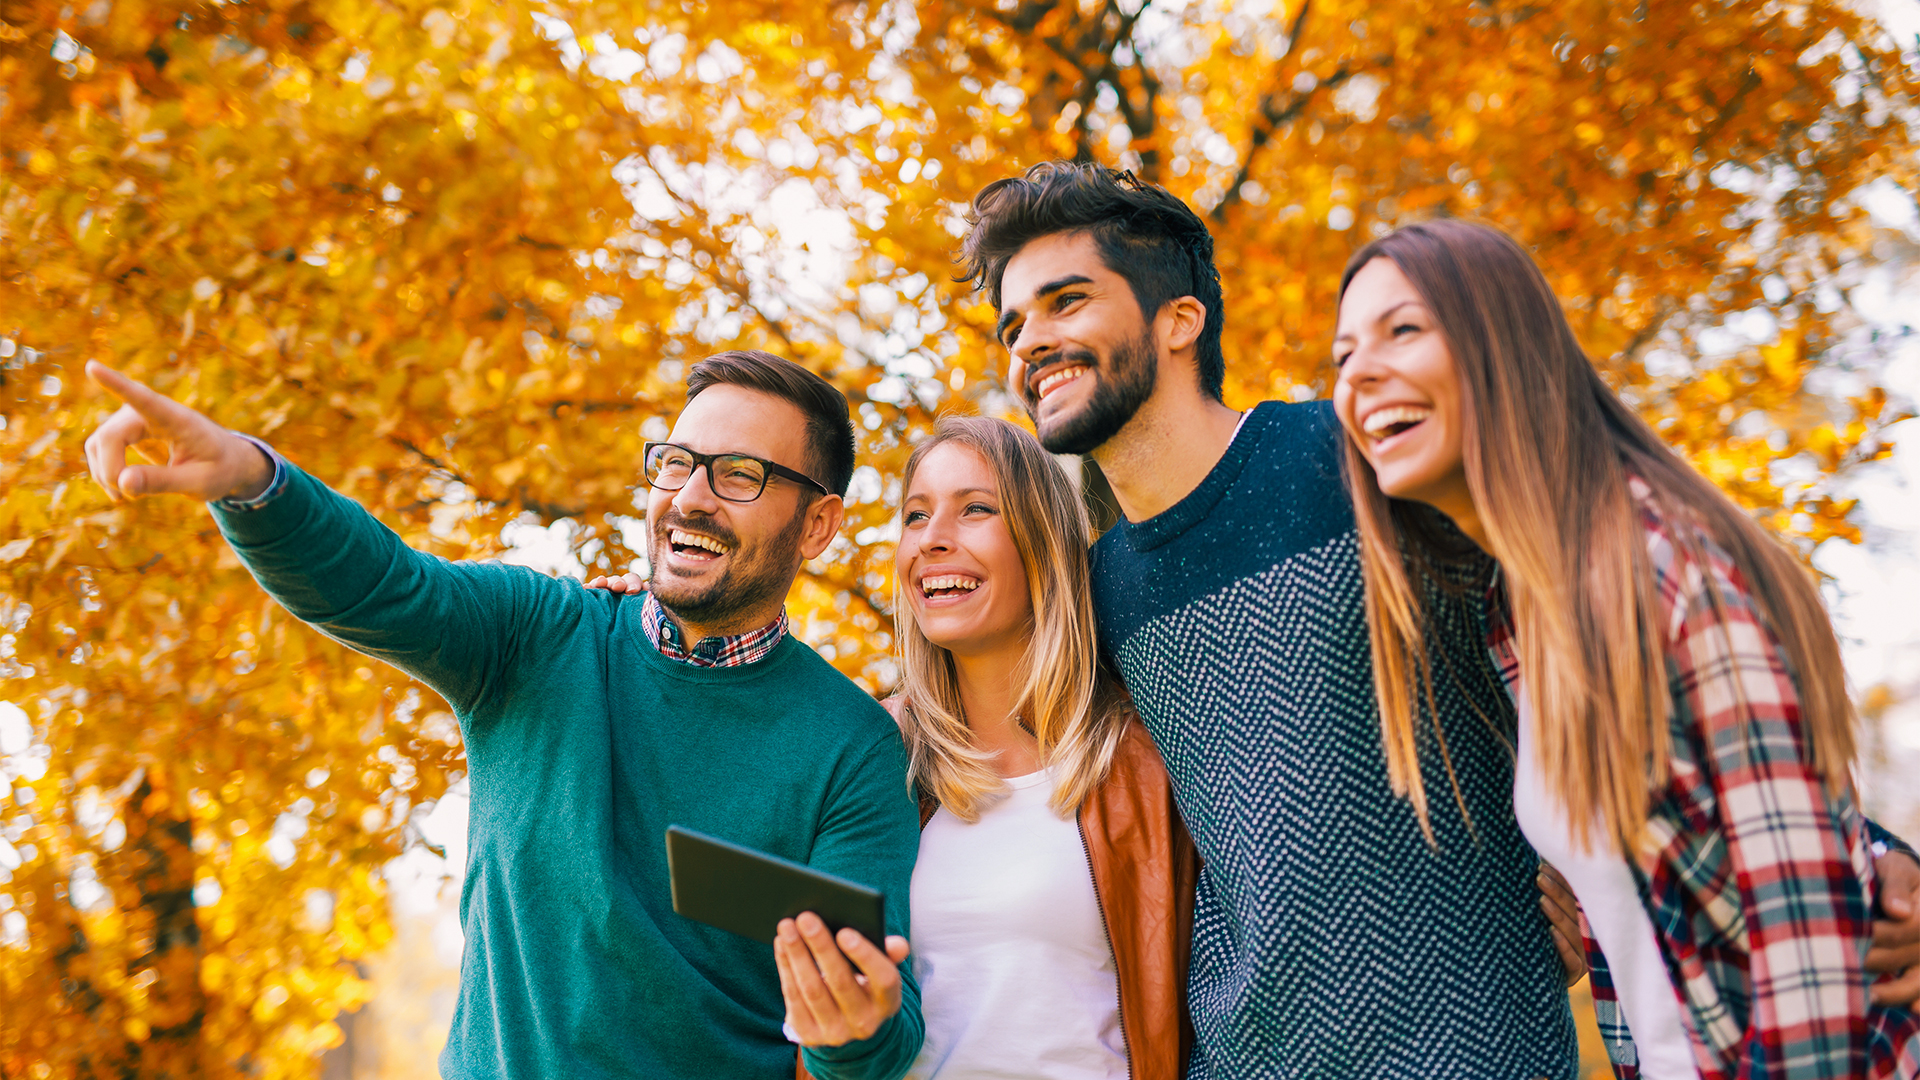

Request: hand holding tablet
left=665, top=826, right=909, bottom=1047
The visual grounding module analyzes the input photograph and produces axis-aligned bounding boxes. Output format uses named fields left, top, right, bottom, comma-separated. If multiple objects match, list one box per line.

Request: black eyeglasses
left=642, top=441, right=830, bottom=503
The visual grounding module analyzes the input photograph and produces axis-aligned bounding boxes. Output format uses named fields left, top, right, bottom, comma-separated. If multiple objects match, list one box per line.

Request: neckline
left=620, top=600, right=801, bottom=683
left=1001, top=767, right=1052, bottom=791
left=1108, top=401, right=1276, bottom=552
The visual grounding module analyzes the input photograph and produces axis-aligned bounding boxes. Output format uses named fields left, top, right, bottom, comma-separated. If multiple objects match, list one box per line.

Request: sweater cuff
left=799, top=1011, right=904, bottom=1078
left=1868, top=817, right=1917, bottom=864
left=212, top=433, right=289, bottom=511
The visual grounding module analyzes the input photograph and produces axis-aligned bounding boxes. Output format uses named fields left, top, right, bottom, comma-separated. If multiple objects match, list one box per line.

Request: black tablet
left=664, top=825, right=886, bottom=947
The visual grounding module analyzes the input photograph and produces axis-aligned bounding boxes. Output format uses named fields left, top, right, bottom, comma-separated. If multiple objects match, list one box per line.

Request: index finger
left=86, top=361, right=199, bottom=432
left=796, top=916, right=883, bottom=1017
left=836, top=929, right=901, bottom=982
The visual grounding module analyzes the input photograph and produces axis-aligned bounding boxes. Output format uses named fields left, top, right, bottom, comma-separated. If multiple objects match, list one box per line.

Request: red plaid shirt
left=1489, top=478, right=1920, bottom=1080
left=640, top=592, right=787, bottom=668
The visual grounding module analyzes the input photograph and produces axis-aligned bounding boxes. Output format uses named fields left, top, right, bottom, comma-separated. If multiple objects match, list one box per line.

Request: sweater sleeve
left=800, top=730, right=926, bottom=1080
left=210, top=461, right=552, bottom=717
left=1867, top=818, right=1918, bottom=866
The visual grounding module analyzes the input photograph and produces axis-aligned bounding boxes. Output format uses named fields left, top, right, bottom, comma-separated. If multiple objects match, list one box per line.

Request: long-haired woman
left=1329, top=219, right=1920, bottom=1079
left=775, top=414, right=1198, bottom=1080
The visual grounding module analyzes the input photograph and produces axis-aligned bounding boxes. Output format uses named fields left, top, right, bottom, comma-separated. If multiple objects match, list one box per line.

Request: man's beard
left=647, top=501, right=808, bottom=631
left=1025, top=330, right=1158, bottom=456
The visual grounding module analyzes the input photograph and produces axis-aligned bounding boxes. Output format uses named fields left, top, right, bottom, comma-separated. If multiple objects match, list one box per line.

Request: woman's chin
left=920, top=620, right=1028, bottom=659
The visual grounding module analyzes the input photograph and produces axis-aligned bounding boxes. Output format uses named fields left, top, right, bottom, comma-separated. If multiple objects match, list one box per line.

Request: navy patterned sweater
left=1090, top=400, right=1579, bottom=1080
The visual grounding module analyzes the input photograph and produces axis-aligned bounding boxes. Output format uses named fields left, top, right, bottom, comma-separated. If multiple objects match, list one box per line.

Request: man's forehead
left=667, top=384, right=808, bottom=460
left=1000, top=231, right=1115, bottom=307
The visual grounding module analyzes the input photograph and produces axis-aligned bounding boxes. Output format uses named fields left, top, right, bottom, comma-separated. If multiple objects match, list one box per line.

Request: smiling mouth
left=669, top=528, right=731, bottom=562
left=1034, top=365, right=1090, bottom=401
left=1362, top=404, right=1432, bottom=443
left=920, top=574, right=981, bottom=598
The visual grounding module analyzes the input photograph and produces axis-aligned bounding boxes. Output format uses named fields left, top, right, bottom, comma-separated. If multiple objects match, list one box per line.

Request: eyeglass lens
left=647, top=446, right=769, bottom=501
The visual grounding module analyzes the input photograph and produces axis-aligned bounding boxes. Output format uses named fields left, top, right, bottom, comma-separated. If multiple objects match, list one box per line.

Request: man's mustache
left=1024, top=346, right=1103, bottom=402
left=652, top=510, right=740, bottom=550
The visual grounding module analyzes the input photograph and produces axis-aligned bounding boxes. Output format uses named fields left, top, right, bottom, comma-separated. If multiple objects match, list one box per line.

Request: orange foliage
left=2, top=0, right=1915, bottom=1074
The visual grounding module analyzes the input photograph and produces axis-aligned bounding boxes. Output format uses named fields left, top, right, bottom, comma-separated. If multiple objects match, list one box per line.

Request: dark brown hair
left=960, top=161, right=1227, bottom=400
left=1339, top=220, right=1855, bottom=852
left=686, top=350, right=857, bottom=497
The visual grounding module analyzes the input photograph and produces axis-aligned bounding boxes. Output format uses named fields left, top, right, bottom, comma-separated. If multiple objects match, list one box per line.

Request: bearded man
left=961, top=161, right=1920, bottom=1079
left=82, top=351, right=924, bottom=1080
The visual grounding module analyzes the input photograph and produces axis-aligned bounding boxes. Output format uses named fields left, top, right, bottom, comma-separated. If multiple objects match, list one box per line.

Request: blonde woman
left=1330, top=219, right=1920, bottom=1079
left=775, top=415, right=1198, bottom=1080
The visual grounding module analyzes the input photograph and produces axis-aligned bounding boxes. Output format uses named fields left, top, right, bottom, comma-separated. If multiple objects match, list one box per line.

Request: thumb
left=884, top=936, right=911, bottom=965
left=117, top=457, right=229, bottom=499
left=1886, top=890, right=1915, bottom=920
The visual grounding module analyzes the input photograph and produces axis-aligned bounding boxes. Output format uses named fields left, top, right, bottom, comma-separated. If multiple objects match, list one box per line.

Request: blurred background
left=3, top=0, right=1919, bottom=1075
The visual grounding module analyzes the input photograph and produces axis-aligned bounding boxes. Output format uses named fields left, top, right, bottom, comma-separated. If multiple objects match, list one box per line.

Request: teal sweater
left=212, top=465, right=924, bottom=1080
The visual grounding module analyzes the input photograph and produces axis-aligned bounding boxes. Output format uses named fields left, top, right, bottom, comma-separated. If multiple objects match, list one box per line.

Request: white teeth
left=920, top=575, right=981, bottom=592
left=1362, top=405, right=1433, bottom=437
left=1035, top=366, right=1088, bottom=399
left=670, top=529, right=729, bottom=555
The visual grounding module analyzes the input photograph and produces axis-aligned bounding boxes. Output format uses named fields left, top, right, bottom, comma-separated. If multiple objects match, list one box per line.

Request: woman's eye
left=1333, top=352, right=1351, bottom=369
left=902, top=510, right=928, bottom=525
left=965, top=503, right=997, bottom=516
left=1392, top=322, right=1419, bottom=337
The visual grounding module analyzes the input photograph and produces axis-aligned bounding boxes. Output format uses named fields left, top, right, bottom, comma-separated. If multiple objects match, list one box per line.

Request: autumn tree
left=2, top=0, right=1916, bottom=1074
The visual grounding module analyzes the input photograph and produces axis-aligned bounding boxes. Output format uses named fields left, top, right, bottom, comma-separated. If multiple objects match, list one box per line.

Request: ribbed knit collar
left=1107, top=401, right=1276, bottom=552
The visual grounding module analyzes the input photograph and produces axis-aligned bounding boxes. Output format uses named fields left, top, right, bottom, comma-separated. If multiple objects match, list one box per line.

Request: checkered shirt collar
left=639, top=592, right=787, bottom=668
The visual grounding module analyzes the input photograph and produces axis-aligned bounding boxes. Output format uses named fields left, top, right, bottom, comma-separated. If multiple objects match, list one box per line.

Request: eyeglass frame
left=641, top=441, right=832, bottom=504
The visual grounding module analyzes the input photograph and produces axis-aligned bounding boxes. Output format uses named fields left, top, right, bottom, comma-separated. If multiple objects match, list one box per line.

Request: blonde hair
left=1341, top=220, right=1856, bottom=854
left=892, top=415, right=1129, bottom=821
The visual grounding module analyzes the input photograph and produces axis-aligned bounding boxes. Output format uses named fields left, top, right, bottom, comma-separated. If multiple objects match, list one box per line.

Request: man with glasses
left=81, top=351, right=924, bottom=1080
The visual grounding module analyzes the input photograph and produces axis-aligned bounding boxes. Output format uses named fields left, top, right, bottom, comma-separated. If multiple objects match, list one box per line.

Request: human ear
left=798, top=494, right=846, bottom=560
left=1158, top=296, right=1207, bottom=355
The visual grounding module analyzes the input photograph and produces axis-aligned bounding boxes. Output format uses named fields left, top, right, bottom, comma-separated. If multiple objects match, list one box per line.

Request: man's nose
left=1013, top=322, right=1059, bottom=374
left=671, top=463, right=724, bottom=514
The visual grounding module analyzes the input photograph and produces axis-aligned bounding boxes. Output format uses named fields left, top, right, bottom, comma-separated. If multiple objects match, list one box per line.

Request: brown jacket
left=798, top=712, right=1198, bottom=1080
left=1070, top=713, right=1201, bottom=1080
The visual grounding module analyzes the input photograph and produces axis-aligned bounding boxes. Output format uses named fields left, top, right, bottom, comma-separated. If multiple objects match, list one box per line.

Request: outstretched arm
left=83, top=362, right=537, bottom=715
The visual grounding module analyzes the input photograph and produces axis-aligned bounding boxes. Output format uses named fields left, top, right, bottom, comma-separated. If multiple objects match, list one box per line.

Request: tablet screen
left=665, top=825, right=887, bottom=946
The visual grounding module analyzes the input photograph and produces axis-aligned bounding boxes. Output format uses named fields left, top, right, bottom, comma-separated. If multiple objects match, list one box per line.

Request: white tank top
left=905, top=768, right=1127, bottom=1080
left=1512, top=698, right=1701, bottom=1080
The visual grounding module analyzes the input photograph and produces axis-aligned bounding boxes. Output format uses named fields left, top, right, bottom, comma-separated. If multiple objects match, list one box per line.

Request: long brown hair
left=892, top=415, right=1130, bottom=821
left=1340, top=220, right=1856, bottom=853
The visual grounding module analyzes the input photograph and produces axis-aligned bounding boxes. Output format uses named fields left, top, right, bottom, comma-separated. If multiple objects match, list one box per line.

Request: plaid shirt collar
left=640, top=592, right=787, bottom=668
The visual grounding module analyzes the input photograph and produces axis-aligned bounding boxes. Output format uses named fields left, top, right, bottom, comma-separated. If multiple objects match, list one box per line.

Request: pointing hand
left=83, top=361, right=274, bottom=503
